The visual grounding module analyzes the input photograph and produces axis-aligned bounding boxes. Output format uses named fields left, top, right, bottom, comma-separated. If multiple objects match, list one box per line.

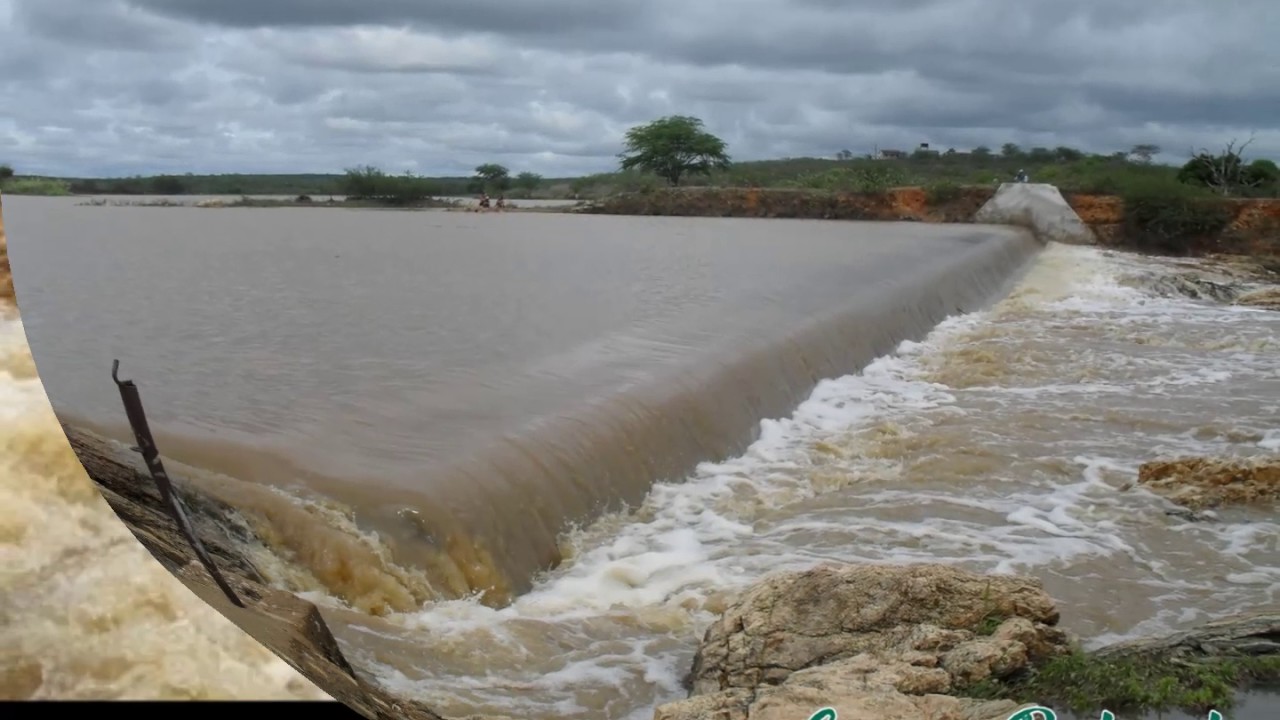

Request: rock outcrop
left=1089, top=611, right=1280, bottom=664
left=1137, top=457, right=1280, bottom=510
left=1115, top=254, right=1279, bottom=307
left=1234, top=286, right=1280, bottom=310
left=659, top=563, right=1073, bottom=720
left=660, top=562, right=1280, bottom=720
left=1138, top=272, right=1244, bottom=303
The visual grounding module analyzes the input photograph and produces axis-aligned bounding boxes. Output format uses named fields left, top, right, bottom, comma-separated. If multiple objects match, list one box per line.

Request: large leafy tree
left=514, top=171, right=542, bottom=191
left=473, top=163, right=511, bottom=193
left=618, top=115, right=730, bottom=186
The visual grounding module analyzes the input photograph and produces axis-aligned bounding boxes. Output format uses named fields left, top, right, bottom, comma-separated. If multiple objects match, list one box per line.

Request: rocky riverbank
left=1111, top=251, right=1280, bottom=312
left=581, top=187, right=1280, bottom=263
left=658, top=563, right=1279, bottom=720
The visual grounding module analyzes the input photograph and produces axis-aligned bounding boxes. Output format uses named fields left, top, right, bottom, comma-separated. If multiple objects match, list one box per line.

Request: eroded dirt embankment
left=582, top=187, right=1280, bottom=262
left=1066, top=192, right=1280, bottom=260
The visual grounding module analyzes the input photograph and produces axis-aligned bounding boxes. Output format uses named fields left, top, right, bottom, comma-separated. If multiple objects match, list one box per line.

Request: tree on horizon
left=473, top=163, right=511, bottom=193
left=1130, top=144, right=1161, bottom=163
left=515, top=171, right=542, bottom=191
left=618, top=115, right=731, bottom=186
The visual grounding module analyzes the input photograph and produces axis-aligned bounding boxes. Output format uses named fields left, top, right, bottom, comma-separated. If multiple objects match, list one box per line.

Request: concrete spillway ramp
left=974, top=183, right=1096, bottom=245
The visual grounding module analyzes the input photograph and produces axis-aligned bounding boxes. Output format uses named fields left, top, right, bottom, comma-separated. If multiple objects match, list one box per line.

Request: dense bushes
left=0, top=177, right=72, bottom=195
left=1118, top=179, right=1234, bottom=253
left=924, top=180, right=964, bottom=204
left=784, top=166, right=907, bottom=193
left=1177, top=154, right=1280, bottom=197
left=339, top=166, right=441, bottom=205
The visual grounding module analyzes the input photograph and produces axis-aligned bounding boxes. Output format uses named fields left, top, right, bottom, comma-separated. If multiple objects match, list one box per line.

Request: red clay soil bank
left=1063, top=192, right=1280, bottom=259
left=584, top=186, right=995, bottom=222
left=585, top=187, right=1280, bottom=260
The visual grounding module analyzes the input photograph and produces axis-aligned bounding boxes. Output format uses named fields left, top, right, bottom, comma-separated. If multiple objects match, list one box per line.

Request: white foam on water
left=1261, top=429, right=1280, bottom=452
left=361, top=243, right=1280, bottom=719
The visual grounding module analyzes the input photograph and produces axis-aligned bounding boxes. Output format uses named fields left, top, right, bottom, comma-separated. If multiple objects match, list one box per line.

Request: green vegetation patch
left=1118, top=178, right=1235, bottom=254
left=959, top=651, right=1280, bottom=716
left=975, top=612, right=1007, bottom=636
left=0, top=177, right=72, bottom=195
left=924, top=180, right=965, bottom=204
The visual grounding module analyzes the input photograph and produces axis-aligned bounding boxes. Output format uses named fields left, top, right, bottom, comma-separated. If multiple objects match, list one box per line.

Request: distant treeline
left=57, top=173, right=479, bottom=197
left=2, top=141, right=1276, bottom=201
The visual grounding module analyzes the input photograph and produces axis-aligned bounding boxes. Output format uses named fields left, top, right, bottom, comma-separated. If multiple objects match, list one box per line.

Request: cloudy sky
left=1, top=0, right=1277, bottom=178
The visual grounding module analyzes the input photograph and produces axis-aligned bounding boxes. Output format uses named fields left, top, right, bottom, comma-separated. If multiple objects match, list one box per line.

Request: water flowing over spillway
left=6, top=199, right=1039, bottom=606
left=1, top=197, right=1276, bottom=719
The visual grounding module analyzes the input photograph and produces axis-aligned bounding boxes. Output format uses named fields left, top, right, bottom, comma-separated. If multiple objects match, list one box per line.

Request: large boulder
left=659, top=563, right=1072, bottom=720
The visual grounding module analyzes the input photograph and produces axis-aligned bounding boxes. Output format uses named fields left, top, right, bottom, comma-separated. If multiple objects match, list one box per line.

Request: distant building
left=874, top=149, right=907, bottom=160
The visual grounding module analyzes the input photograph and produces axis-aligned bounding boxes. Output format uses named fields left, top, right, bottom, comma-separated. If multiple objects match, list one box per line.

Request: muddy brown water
left=3, top=196, right=1277, bottom=719
left=4, top=196, right=1037, bottom=606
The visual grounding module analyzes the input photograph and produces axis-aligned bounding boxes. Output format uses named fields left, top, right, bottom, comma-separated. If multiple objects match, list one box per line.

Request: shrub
left=1119, top=178, right=1232, bottom=253
left=924, top=180, right=963, bottom=204
left=0, top=177, right=72, bottom=195
left=340, top=166, right=440, bottom=205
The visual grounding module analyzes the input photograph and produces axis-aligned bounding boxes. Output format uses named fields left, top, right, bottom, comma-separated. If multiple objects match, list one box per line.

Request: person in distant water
left=478, top=192, right=491, bottom=209
left=1015, top=169, right=1029, bottom=183
left=496, top=195, right=506, bottom=210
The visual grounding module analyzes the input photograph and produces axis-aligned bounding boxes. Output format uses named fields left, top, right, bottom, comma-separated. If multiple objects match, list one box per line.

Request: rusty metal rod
left=111, top=359, right=245, bottom=608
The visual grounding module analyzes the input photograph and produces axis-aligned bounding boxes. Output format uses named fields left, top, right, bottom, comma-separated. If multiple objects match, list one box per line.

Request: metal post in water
left=110, top=359, right=245, bottom=608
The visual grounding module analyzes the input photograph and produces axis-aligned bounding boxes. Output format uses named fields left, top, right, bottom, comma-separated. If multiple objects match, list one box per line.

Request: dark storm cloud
left=15, top=0, right=192, bottom=51
left=125, top=0, right=649, bottom=38
left=0, top=0, right=1277, bottom=177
